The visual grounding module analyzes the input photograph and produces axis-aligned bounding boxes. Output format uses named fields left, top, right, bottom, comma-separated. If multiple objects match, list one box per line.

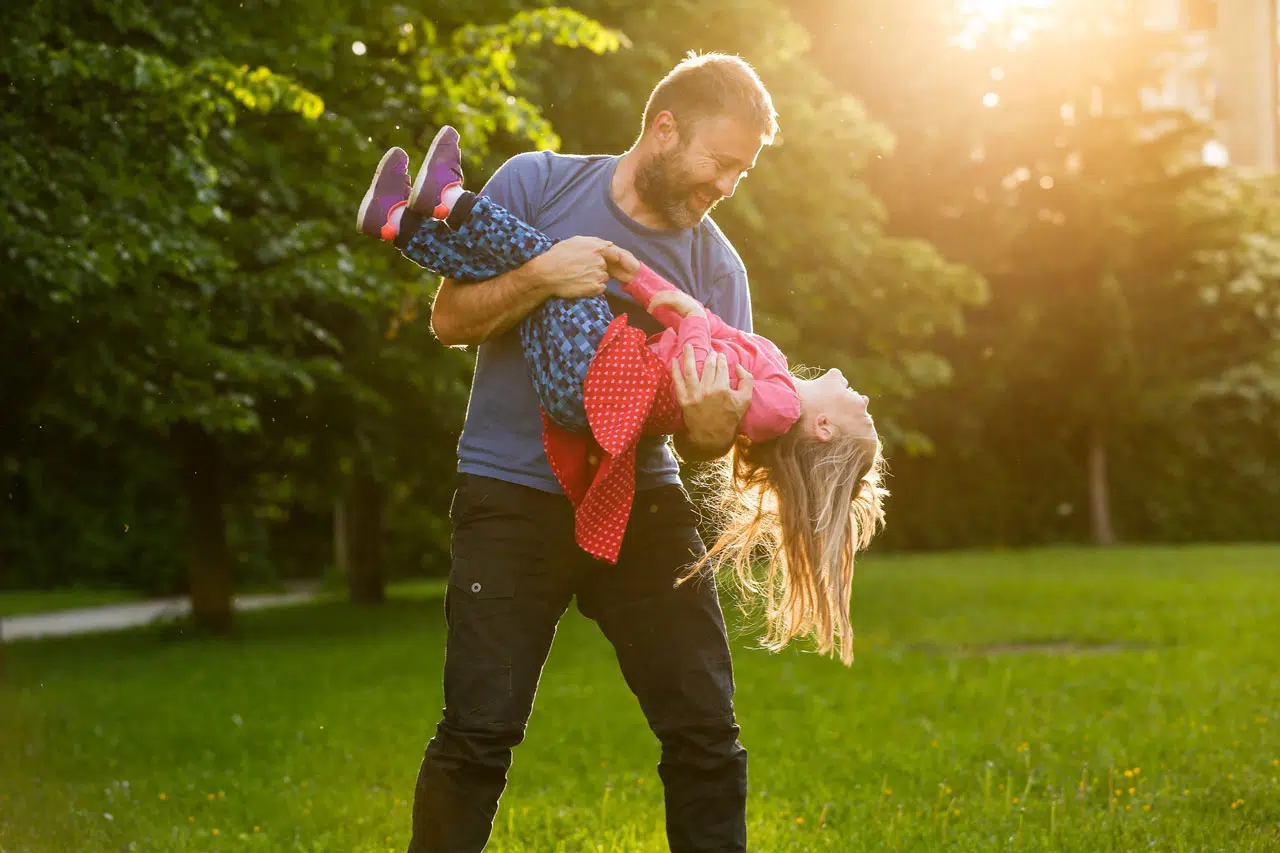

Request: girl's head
left=792, top=367, right=877, bottom=445
left=694, top=367, right=886, bottom=666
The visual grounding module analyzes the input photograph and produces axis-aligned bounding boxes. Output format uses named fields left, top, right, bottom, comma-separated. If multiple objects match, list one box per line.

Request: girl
left=357, top=129, right=887, bottom=665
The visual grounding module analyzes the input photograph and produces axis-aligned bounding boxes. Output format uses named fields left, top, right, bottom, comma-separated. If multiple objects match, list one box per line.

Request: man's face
left=635, top=114, right=765, bottom=229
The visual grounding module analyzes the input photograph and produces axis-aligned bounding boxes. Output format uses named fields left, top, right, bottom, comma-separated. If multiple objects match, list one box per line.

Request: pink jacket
left=542, top=264, right=801, bottom=564
left=622, top=264, right=802, bottom=443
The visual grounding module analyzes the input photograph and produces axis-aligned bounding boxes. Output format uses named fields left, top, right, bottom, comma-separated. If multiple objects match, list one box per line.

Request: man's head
left=634, top=52, right=778, bottom=229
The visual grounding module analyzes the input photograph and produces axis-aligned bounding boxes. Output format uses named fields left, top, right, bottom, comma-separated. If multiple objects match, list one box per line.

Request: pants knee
left=428, top=717, right=528, bottom=768
left=654, top=715, right=745, bottom=769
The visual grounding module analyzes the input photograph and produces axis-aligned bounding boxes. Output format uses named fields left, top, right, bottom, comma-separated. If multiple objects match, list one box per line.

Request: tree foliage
left=792, top=0, right=1280, bottom=546
left=1, top=0, right=624, bottom=625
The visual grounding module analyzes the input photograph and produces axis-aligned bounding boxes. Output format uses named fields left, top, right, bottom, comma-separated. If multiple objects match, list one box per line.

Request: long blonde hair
left=687, top=428, right=887, bottom=665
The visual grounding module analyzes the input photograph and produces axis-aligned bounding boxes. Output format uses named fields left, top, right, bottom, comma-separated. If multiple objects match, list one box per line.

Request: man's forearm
left=673, top=430, right=736, bottom=463
left=430, top=264, right=547, bottom=347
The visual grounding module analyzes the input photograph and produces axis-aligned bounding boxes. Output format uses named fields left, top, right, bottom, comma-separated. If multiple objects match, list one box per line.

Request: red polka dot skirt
left=543, top=315, right=683, bottom=563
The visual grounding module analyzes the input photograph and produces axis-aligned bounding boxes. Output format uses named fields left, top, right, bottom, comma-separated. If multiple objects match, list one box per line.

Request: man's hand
left=529, top=236, right=615, bottom=300
left=648, top=289, right=706, bottom=319
left=430, top=235, right=621, bottom=346
left=670, top=346, right=754, bottom=461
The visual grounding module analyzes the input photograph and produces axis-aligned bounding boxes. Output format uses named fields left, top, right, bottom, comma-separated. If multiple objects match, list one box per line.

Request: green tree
left=793, top=0, right=1280, bottom=546
left=1, top=0, right=622, bottom=628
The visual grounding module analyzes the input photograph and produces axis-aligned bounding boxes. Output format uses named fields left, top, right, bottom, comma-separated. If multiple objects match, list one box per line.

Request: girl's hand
left=648, top=289, right=707, bottom=319
left=601, top=245, right=641, bottom=282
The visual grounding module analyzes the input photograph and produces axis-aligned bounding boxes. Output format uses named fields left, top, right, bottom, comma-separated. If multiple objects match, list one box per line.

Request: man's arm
left=673, top=424, right=738, bottom=463
left=429, top=267, right=546, bottom=348
left=429, top=236, right=615, bottom=347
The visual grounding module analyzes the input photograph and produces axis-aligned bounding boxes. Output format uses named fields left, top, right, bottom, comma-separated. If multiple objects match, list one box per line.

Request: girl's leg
left=393, top=196, right=613, bottom=433
left=520, top=294, right=614, bottom=432
left=391, top=198, right=541, bottom=284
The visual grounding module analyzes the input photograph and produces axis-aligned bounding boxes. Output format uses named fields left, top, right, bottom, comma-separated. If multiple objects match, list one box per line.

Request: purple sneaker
left=408, top=126, right=464, bottom=219
left=356, top=146, right=410, bottom=240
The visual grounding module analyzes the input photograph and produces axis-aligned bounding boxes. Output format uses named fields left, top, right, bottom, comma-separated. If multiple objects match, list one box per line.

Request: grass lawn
left=1, top=545, right=1278, bottom=852
left=0, top=589, right=139, bottom=619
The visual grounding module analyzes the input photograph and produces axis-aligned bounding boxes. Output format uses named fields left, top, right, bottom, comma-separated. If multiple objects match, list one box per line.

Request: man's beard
left=634, top=146, right=722, bottom=229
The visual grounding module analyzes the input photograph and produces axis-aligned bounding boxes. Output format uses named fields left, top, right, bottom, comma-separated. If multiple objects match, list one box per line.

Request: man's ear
left=651, top=110, right=680, bottom=149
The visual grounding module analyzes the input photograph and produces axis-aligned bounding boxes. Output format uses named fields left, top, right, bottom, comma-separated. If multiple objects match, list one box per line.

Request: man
left=412, top=52, right=778, bottom=853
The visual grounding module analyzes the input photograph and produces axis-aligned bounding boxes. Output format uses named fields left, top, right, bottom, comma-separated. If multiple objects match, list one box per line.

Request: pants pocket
left=442, top=558, right=518, bottom=723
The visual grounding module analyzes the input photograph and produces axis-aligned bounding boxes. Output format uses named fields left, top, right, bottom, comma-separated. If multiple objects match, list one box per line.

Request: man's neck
left=610, top=148, right=674, bottom=231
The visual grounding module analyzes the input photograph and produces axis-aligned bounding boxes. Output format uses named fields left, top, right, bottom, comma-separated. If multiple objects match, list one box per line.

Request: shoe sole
left=355, top=146, right=405, bottom=234
left=409, top=126, right=454, bottom=213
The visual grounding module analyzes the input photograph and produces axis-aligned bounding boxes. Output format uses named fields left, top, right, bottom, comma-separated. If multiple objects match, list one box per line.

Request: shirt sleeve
left=675, top=315, right=713, bottom=365
left=674, top=312, right=753, bottom=389
left=705, top=265, right=753, bottom=334
left=622, top=264, right=704, bottom=330
left=476, top=150, right=551, bottom=226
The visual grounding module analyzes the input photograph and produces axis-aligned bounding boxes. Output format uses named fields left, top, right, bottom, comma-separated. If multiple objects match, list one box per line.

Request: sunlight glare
left=1202, top=140, right=1230, bottom=167
left=955, top=0, right=1056, bottom=49
left=961, top=0, right=1056, bottom=22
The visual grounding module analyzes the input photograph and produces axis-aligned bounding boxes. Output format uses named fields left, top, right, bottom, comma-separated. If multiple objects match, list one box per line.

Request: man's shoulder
left=697, top=214, right=748, bottom=282
left=488, top=151, right=615, bottom=221
left=498, top=150, right=614, bottom=188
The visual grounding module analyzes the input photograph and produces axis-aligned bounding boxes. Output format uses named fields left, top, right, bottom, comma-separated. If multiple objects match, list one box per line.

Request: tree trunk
left=346, top=470, right=385, bottom=604
left=333, top=497, right=349, bottom=579
left=180, top=424, right=234, bottom=633
left=1088, top=424, right=1116, bottom=547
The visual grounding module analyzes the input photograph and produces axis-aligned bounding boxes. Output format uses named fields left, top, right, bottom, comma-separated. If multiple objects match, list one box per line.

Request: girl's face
left=794, top=368, right=877, bottom=443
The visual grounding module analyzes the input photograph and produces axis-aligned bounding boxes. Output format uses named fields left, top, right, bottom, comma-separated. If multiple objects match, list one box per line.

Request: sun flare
left=961, top=0, right=1056, bottom=22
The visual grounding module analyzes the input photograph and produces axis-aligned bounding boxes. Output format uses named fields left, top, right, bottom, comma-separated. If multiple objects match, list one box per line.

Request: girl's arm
left=617, top=261, right=742, bottom=336
left=613, top=262, right=704, bottom=329
left=617, top=266, right=720, bottom=358
left=602, top=251, right=758, bottom=457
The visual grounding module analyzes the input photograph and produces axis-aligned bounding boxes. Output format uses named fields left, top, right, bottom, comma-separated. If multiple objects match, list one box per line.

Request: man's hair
left=641, top=51, right=779, bottom=144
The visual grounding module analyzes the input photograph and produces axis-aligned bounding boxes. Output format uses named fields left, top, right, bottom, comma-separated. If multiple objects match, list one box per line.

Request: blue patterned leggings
left=399, top=197, right=613, bottom=431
